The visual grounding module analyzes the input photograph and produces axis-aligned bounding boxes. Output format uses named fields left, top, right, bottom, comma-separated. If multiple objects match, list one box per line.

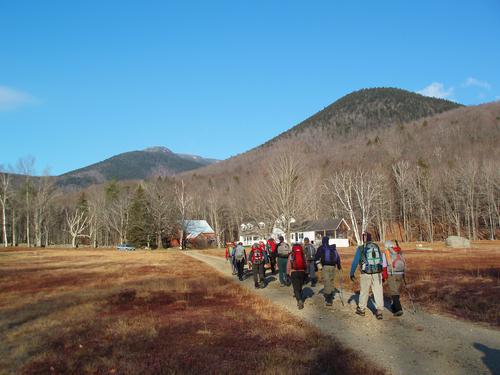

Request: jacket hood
left=322, top=236, right=329, bottom=246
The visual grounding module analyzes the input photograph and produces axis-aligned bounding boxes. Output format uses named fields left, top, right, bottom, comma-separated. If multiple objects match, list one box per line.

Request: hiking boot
left=376, top=310, right=383, bottom=320
left=297, top=300, right=304, bottom=310
left=325, top=294, right=333, bottom=306
left=280, top=283, right=286, bottom=287
left=394, top=310, right=404, bottom=317
left=355, top=307, right=366, bottom=316
left=311, top=281, right=317, bottom=287
left=254, top=283, right=259, bottom=289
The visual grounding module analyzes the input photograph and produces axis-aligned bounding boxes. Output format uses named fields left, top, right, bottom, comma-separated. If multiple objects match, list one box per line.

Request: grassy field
left=0, top=248, right=384, bottom=375
left=210, top=241, right=500, bottom=326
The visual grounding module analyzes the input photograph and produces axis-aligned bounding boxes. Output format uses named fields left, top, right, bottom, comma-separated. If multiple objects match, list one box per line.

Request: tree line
left=1, top=153, right=499, bottom=249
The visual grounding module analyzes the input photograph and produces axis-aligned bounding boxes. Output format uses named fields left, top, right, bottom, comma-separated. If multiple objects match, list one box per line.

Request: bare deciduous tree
left=144, top=178, right=174, bottom=249
left=65, top=208, right=88, bottom=248
left=257, top=151, right=305, bottom=242
left=0, top=165, right=11, bottom=247
left=324, top=169, right=381, bottom=245
left=174, top=179, right=192, bottom=249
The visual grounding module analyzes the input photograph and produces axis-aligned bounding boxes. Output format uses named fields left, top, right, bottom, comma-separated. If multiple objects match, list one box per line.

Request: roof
left=183, top=220, right=215, bottom=234
left=290, top=218, right=350, bottom=232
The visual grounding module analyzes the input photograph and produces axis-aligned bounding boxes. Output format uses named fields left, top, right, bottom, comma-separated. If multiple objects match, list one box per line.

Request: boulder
left=445, top=236, right=471, bottom=248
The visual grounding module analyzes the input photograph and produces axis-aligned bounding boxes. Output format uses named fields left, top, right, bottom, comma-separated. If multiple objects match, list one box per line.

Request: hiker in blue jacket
left=315, top=236, right=341, bottom=306
left=350, top=232, right=387, bottom=320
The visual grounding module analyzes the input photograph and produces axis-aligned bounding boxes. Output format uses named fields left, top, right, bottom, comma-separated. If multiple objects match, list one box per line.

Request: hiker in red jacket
left=287, top=243, right=308, bottom=309
left=266, top=238, right=277, bottom=275
left=249, top=242, right=266, bottom=289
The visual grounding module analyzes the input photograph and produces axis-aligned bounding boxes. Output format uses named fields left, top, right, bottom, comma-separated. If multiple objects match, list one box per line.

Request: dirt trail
left=185, top=252, right=500, bottom=375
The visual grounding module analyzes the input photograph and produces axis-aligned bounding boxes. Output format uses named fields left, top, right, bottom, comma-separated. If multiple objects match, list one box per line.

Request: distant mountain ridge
left=57, top=146, right=218, bottom=189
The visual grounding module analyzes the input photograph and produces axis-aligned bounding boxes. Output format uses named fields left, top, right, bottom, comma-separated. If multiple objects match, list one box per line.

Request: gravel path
left=185, top=252, right=500, bottom=375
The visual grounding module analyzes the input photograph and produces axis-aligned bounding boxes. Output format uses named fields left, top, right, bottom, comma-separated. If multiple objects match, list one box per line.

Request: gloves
left=382, top=268, right=388, bottom=282
left=350, top=274, right=356, bottom=282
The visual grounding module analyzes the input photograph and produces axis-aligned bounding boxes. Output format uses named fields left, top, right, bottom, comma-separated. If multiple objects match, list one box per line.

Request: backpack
left=321, top=244, right=339, bottom=266
left=361, top=242, right=383, bottom=274
left=304, top=244, right=316, bottom=261
left=290, top=245, right=306, bottom=271
left=277, top=242, right=291, bottom=256
left=251, top=248, right=264, bottom=264
left=267, top=240, right=277, bottom=254
left=234, top=245, right=245, bottom=261
left=387, top=247, right=405, bottom=274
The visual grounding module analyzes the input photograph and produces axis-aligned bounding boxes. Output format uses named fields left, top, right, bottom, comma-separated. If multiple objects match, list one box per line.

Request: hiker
left=225, top=242, right=237, bottom=275
left=287, top=242, right=308, bottom=309
left=350, top=232, right=388, bottom=320
left=234, top=242, right=247, bottom=281
left=249, top=242, right=266, bottom=288
left=384, top=240, right=405, bottom=316
left=303, top=237, right=317, bottom=286
left=315, top=236, right=341, bottom=306
left=276, top=235, right=291, bottom=287
left=266, top=238, right=278, bottom=275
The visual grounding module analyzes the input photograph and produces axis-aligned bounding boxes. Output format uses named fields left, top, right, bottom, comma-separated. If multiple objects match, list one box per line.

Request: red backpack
left=251, top=248, right=264, bottom=264
left=267, top=239, right=277, bottom=254
left=290, top=245, right=306, bottom=271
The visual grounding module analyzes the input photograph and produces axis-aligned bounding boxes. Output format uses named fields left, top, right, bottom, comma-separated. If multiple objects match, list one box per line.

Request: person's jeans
left=307, top=261, right=316, bottom=282
left=278, top=257, right=288, bottom=285
left=236, top=260, right=245, bottom=279
left=291, top=271, right=306, bottom=301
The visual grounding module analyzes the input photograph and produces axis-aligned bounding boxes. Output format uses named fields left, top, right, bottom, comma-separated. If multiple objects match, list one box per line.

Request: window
left=298, top=233, right=304, bottom=240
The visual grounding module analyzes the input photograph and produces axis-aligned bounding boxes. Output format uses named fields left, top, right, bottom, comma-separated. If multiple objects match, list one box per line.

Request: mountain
left=180, top=88, right=499, bottom=186
left=264, top=87, right=462, bottom=146
left=57, top=146, right=218, bottom=189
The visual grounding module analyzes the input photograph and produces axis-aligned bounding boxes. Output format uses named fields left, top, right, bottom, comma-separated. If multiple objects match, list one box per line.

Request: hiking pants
left=230, top=256, right=237, bottom=274
left=269, top=255, right=277, bottom=274
left=278, top=257, right=288, bottom=285
left=359, top=273, right=384, bottom=311
left=388, top=274, right=403, bottom=296
left=236, top=260, right=245, bottom=279
left=322, top=265, right=337, bottom=295
left=307, top=261, right=316, bottom=282
left=291, top=271, right=306, bottom=301
left=388, top=274, right=403, bottom=312
left=252, top=262, right=265, bottom=286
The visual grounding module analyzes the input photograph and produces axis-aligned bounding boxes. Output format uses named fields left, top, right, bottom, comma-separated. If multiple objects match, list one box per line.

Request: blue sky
left=1, top=0, right=499, bottom=175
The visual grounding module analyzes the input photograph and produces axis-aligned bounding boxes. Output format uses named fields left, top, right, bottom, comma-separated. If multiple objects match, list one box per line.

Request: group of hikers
left=225, top=232, right=406, bottom=319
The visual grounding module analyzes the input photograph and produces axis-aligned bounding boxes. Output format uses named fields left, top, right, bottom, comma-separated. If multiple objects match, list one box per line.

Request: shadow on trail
left=473, top=343, right=500, bottom=375
left=303, top=287, right=314, bottom=300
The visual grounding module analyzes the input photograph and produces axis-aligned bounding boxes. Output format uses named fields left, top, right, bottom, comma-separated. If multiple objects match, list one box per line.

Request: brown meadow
left=0, top=248, right=384, bottom=375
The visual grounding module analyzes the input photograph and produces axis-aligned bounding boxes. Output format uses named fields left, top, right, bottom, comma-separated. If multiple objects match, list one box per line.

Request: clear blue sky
left=1, top=0, right=499, bottom=175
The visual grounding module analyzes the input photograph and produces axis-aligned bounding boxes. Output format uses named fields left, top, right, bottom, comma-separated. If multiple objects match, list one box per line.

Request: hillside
left=180, top=89, right=499, bottom=192
left=57, top=147, right=217, bottom=189
left=265, top=87, right=462, bottom=145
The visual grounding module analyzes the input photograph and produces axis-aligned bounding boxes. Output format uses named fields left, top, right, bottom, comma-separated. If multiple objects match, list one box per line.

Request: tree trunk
left=1, top=202, right=7, bottom=247
left=11, top=208, right=16, bottom=246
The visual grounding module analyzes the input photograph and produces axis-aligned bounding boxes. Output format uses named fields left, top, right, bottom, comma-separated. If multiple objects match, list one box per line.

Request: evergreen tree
left=127, top=185, right=152, bottom=248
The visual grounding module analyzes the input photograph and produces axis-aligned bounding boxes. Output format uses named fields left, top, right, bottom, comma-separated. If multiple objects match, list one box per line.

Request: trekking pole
left=402, top=275, right=417, bottom=313
left=338, top=268, right=345, bottom=306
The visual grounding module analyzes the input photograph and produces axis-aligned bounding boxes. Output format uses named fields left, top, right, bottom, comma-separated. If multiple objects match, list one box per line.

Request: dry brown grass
left=336, top=240, right=500, bottom=326
left=0, top=247, right=384, bottom=375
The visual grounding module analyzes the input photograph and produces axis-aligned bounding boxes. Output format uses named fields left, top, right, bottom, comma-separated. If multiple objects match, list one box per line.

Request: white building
left=239, top=218, right=351, bottom=247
